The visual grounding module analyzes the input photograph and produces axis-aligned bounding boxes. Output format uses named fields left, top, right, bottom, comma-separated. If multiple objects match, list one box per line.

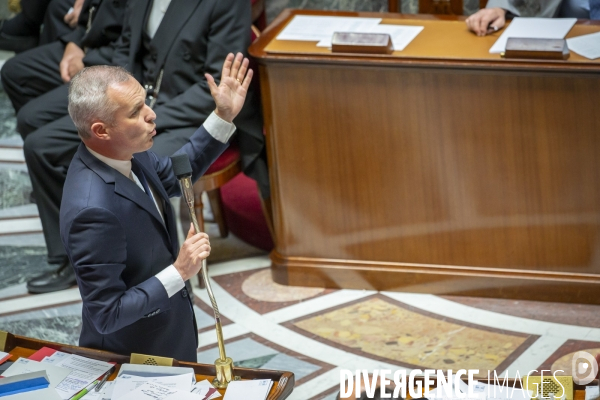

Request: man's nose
left=145, top=106, right=156, bottom=123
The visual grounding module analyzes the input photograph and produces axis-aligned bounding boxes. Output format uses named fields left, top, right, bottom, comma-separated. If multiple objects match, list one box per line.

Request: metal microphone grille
left=170, top=154, right=192, bottom=178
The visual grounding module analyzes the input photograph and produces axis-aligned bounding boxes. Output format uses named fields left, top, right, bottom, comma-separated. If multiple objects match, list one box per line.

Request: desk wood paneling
left=250, top=10, right=600, bottom=304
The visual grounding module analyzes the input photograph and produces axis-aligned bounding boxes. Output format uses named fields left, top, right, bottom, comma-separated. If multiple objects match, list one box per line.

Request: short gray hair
left=68, top=65, right=133, bottom=139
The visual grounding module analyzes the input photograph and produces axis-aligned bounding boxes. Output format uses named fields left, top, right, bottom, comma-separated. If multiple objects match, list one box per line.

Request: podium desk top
left=250, top=9, right=600, bottom=72
left=1, top=333, right=294, bottom=400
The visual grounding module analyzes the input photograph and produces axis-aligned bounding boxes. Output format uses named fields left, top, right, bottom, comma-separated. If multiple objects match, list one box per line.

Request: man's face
left=105, top=77, right=157, bottom=156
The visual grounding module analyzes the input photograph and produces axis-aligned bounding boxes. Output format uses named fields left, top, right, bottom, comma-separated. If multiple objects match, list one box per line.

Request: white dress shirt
left=86, top=111, right=235, bottom=297
left=146, top=0, right=171, bottom=38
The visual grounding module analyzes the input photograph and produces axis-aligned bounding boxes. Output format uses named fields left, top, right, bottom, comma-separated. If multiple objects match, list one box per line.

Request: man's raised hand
left=206, top=52, right=253, bottom=123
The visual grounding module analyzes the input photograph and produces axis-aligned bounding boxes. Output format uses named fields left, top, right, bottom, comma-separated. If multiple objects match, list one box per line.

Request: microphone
left=169, top=154, right=239, bottom=388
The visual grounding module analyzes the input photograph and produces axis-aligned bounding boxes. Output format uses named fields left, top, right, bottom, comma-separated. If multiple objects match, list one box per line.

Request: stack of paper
left=0, top=359, right=71, bottom=400
left=223, top=379, right=272, bottom=400
left=0, top=352, right=11, bottom=365
left=38, top=352, right=114, bottom=399
left=192, top=380, right=221, bottom=399
left=276, top=15, right=424, bottom=51
left=79, top=381, right=115, bottom=400
left=117, top=381, right=204, bottom=400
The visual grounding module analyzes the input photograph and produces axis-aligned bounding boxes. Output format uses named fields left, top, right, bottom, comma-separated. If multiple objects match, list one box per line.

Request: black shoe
left=27, top=261, right=77, bottom=294
left=0, top=21, right=38, bottom=53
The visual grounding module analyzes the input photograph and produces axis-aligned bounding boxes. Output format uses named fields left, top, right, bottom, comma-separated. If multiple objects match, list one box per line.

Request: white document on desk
left=117, top=382, right=201, bottom=400
left=192, top=380, right=221, bottom=399
left=79, top=381, right=115, bottom=400
left=1, top=387, right=63, bottom=400
left=567, top=31, right=600, bottom=59
left=50, top=354, right=113, bottom=399
left=112, top=372, right=195, bottom=399
left=316, top=24, right=424, bottom=50
left=456, top=379, right=532, bottom=400
left=1, top=358, right=71, bottom=388
left=276, top=15, right=381, bottom=42
left=223, top=379, right=272, bottom=400
left=489, top=17, right=577, bottom=53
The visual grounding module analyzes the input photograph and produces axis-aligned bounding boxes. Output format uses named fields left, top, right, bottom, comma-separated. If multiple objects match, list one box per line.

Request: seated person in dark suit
left=60, top=53, right=252, bottom=361
left=1, top=0, right=266, bottom=294
left=0, top=0, right=79, bottom=52
left=465, top=0, right=597, bottom=36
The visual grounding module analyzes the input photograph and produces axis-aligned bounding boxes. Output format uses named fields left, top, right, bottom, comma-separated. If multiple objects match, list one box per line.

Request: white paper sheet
left=223, top=379, right=272, bottom=400
left=112, top=373, right=194, bottom=400
left=1, top=358, right=71, bottom=388
left=585, top=385, right=600, bottom=400
left=276, top=16, right=381, bottom=42
left=489, top=17, right=577, bottom=54
left=49, top=354, right=113, bottom=399
left=0, top=351, right=10, bottom=363
left=1, top=387, right=63, bottom=400
left=567, top=31, right=600, bottom=59
left=117, top=382, right=202, bottom=400
left=192, top=380, right=221, bottom=399
left=41, top=351, right=70, bottom=365
left=79, top=381, right=115, bottom=400
left=317, top=24, right=423, bottom=50
left=456, top=379, right=532, bottom=400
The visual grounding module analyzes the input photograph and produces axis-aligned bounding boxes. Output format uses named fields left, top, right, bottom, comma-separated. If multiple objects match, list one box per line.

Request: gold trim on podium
left=130, top=353, right=174, bottom=367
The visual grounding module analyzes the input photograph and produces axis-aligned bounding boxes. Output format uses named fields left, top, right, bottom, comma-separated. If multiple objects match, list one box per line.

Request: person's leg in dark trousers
left=24, top=114, right=80, bottom=293
left=0, top=0, right=52, bottom=52
left=16, top=84, right=70, bottom=140
left=1, top=41, right=65, bottom=113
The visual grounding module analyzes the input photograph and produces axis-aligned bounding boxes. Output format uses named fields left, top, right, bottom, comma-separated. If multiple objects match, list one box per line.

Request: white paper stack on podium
left=276, top=15, right=424, bottom=51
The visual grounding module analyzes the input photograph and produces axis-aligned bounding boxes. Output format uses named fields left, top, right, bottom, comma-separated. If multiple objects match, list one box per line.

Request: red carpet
left=220, top=173, right=274, bottom=252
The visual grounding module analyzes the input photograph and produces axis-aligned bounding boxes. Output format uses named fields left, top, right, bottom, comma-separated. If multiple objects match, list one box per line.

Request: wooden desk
left=0, top=332, right=294, bottom=399
left=250, top=10, right=600, bottom=304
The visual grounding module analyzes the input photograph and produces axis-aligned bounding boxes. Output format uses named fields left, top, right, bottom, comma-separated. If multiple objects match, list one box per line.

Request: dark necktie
left=591, top=0, right=600, bottom=19
left=131, top=159, right=153, bottom=200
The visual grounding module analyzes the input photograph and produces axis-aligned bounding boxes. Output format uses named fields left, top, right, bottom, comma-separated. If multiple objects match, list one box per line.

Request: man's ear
left=90, top=121, right=110, bottom=140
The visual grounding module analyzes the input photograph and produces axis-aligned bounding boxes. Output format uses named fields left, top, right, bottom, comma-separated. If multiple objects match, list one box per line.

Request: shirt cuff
left=155, top=264, right=185, bottom=298
left=203, top=111, right=236, bottom=143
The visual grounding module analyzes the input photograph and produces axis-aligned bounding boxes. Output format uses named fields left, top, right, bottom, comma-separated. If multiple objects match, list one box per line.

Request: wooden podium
left=0, top=331, right=294, bottom=399
left=250, top=10, right=600, bottom=304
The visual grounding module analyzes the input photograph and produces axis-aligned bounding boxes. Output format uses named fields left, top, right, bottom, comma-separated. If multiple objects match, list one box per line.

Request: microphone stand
left=179, top=175, right=239, bottom=389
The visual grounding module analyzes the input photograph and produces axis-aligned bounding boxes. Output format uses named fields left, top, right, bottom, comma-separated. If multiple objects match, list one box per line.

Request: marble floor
left=1, top=43, right=600, bottom=400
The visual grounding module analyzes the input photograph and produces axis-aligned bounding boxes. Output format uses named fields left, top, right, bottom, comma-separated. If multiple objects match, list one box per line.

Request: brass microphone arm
left=179, top=176, right=239, bottom=389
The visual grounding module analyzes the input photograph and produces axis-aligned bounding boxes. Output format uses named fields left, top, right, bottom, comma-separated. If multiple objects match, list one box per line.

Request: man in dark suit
left=2, top=0, right=266, bottom=294
left=60, top=53, right=252, bottom=361
left=1, top=0, right=127, bottom=294
left=0, top=0, right=78, bottom=52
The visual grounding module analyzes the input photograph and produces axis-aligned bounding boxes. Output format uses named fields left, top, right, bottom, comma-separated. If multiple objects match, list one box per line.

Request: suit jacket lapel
left=127, top=0, right=153, bottom=70
left=151, top=0, right=201, bottom=72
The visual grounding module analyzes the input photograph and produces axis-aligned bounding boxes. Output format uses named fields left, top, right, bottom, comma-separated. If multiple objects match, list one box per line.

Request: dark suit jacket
left=112, top=0, right=269, bottom=197
left=60, top=0, right=128, bottom=66
left=60, top=126, right=227, bottom=361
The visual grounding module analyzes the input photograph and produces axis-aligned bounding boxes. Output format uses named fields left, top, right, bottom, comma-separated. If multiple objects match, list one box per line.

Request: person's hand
left=60, top=42, right=85, bottom=83
left=173, top=224, right=211, bottom=281
left=64, top=0, right=84, bottom=28
left=206, top=52, right=253, bottom=123
left=465, top=7, right=507, bottom=36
